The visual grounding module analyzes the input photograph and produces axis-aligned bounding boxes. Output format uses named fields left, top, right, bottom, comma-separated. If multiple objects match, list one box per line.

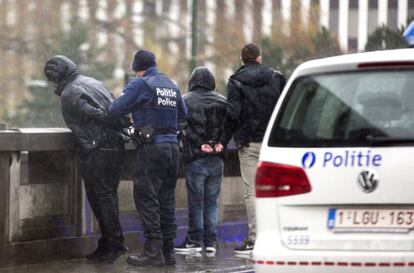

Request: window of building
left=388, top=0, right=398, bottom=9
left=350, top=0, right=358, bottom=9
left=330, top=0, right=339, bottom=9
left=369, top=0, right=378, bottom=9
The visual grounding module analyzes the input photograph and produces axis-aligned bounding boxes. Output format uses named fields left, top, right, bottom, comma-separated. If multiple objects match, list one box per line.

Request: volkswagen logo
left=357, top=170, right=379, bottom=193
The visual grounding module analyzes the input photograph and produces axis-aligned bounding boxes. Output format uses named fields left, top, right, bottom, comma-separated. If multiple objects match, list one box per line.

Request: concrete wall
left=0, top=126, right=246, bottom=267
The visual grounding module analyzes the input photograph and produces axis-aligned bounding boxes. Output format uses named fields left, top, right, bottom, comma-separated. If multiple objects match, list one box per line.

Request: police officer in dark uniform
left=109, top=50, right=188, bottom=266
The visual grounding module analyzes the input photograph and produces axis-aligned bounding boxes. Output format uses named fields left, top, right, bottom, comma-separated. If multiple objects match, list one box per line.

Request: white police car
left=254, top=49, right=414, bottom=273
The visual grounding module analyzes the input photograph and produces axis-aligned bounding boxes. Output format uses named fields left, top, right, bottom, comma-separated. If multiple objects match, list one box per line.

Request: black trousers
left=79, top=148, right=125, bottom=248
left=134, top=142, right=180, bottom=241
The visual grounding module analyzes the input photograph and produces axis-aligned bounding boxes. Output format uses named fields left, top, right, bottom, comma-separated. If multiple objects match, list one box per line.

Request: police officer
left=109, top=50, right=188, bottom=266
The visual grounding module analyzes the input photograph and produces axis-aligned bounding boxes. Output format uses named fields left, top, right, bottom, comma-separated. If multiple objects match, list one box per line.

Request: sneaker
left=174, top=237, right=202, bottom=252
left=234, top=240, right=254, bottom=254
left=205, top=244, right=216, bottom=253
left=205, top=251, right=216, bottom=258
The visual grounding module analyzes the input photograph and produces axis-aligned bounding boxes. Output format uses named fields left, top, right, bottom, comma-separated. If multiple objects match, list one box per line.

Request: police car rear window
left=269, top=70, right=414, bottom=147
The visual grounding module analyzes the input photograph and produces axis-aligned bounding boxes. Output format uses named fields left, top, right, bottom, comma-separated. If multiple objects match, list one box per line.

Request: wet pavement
left=0, top=245, right=254, bottom=273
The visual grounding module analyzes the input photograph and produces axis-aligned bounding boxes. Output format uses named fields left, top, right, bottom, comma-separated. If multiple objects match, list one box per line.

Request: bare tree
left=86, top=0, right=98, bottom=49
left=0, top=0, right=10, bottom=110
left=143, top=0, right=157, bottom=47
left=198, top=0, right=207, bottom=62
left=271, top=0, right=283, bottom=39
left=105, top=0, right=117, bottom=61
left=253, top=0, right=264, bottom=42
left=175, top=0, right=188, bottom=89
left=161, top=0, right=172, bottom=53
left=68, top=0, right=81, bottom=21
left=122, top=0, right=135, bottom=69
left=310, top=0, right=320, bottom=28
left=214, top=0, right=226, bottom=72
left=290, top=0, right=302, bottom=34
left=14, top=0, right=28, bottom=89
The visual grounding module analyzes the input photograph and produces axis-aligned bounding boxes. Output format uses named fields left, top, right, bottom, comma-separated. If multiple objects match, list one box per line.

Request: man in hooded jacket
left=227, top=44, right=285, bottom=254
left=43, top=55, right=130, bottom=263
left=174, top=67, right=228, bottom=254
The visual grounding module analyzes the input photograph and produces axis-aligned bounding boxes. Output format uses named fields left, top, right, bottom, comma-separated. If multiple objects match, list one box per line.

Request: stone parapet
left=0, top=127, right=246, bottom=267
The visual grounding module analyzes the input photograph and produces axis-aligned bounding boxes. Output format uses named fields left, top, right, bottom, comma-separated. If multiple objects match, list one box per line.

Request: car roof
left=292, top=48, right=414, bottom=78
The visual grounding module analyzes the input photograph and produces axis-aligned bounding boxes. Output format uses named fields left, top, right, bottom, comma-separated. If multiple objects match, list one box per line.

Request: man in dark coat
left=44, top=55, right=130, bottom=263
left=227, top=44, right=285, bottom=254
left=109, top=49, right=188, bottom=266
left=174, top=67, right=228, bottom=254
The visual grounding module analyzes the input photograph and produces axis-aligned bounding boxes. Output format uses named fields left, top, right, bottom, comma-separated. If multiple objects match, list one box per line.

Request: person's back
left=109, top=49, right=188, bottom=267
left=226, top=43, right=285, bottom=254
left=182, top=67, right=228, bottom=162
left=227, top=50, right=285, bottom=148
left=175, top=66, right=227, bottom=254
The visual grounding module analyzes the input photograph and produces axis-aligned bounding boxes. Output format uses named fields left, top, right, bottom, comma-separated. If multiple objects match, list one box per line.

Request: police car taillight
left=256, top=161, right=311, bottom=198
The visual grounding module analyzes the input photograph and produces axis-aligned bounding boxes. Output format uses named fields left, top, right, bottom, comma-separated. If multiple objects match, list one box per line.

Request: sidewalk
left=0, top=245, right=254, bottom=273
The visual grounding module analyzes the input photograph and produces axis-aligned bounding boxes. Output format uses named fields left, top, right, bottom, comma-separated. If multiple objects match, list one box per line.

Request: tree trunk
left=176, top=0, right=188, bottom=88
left=253, top=0, right=264, bottom=42
left=123, top=0, right=134, bottom=69
left=105, top=0, right=117, bottom=62
left=271, top=0, right=283, bottom=39
left=198, top=0, right=207, bottom=62
left=214, top=0, right=227, bottom=87
left=86, top=0, right=98, bottom=49
left=309, top=0, right=320, bottom=30
left=0, top=0, right=10, bottom=110
left=161, top=0, right=172, bottom=53
left=291, top=0, right=302, bottom=35
left=143, top=0, right=157, bottom=47
left=68, top=0, right=80, bottom=21
left=234, top=0, right=245, bottom=34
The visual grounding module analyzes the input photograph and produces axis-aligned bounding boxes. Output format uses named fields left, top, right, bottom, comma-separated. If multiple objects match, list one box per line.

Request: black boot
left=127, top=239, right=164, bottom=266
left=162, top=240, right=176, bottom=266
left=97, top=242, right=128, bottom=263
left=85, top=244, right=105, bottom=261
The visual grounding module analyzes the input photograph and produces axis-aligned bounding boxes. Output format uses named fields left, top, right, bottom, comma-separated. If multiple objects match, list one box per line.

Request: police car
left=253, top=49, right=414, bottom=273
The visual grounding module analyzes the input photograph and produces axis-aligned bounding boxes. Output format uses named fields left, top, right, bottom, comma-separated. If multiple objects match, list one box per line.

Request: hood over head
left=188, top=66, right=216, bottom=92
left=44, top=55, right=79, bottom=96
left=230, top=63, right=273, bottom=87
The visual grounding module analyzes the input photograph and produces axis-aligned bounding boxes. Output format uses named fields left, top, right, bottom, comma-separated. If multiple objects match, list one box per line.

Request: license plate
left=328, top=208, right=414, bottom=231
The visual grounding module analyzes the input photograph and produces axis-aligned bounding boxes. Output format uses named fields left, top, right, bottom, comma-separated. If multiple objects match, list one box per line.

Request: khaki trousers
left=238, top=142, right=261, bottom=242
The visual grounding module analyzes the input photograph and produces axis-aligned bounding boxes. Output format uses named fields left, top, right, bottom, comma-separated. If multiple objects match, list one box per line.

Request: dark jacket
left=108, top=66, right=188, bottom=144
left=183, top=67, right=228, bottom=163
left=227, top=62, right=285, bottom=148
left=46, top=56, right=130, bottom=154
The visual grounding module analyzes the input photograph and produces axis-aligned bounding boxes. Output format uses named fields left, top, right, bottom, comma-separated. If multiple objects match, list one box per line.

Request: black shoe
left=234, top=240, right=254, bottom=254
left=174, top=237, right=202, bottom=252
left=96, top=243, right=128, bottom=263
left=163, top=240, right=176, bottom=265
left=120, top=243, right=129, bottom=252
left=85, top=245, right=105, bottom=261
left=127, top=253, right=165, bottom=266
left=127, top=239, right=164, bottom=266
left=97, top=248, right=126, bottom=263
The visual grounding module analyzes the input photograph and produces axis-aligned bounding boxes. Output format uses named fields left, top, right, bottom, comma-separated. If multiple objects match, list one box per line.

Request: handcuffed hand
left=214, top=143, right=224, bottom=153
left=201, top=144, right=214, bottom=154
